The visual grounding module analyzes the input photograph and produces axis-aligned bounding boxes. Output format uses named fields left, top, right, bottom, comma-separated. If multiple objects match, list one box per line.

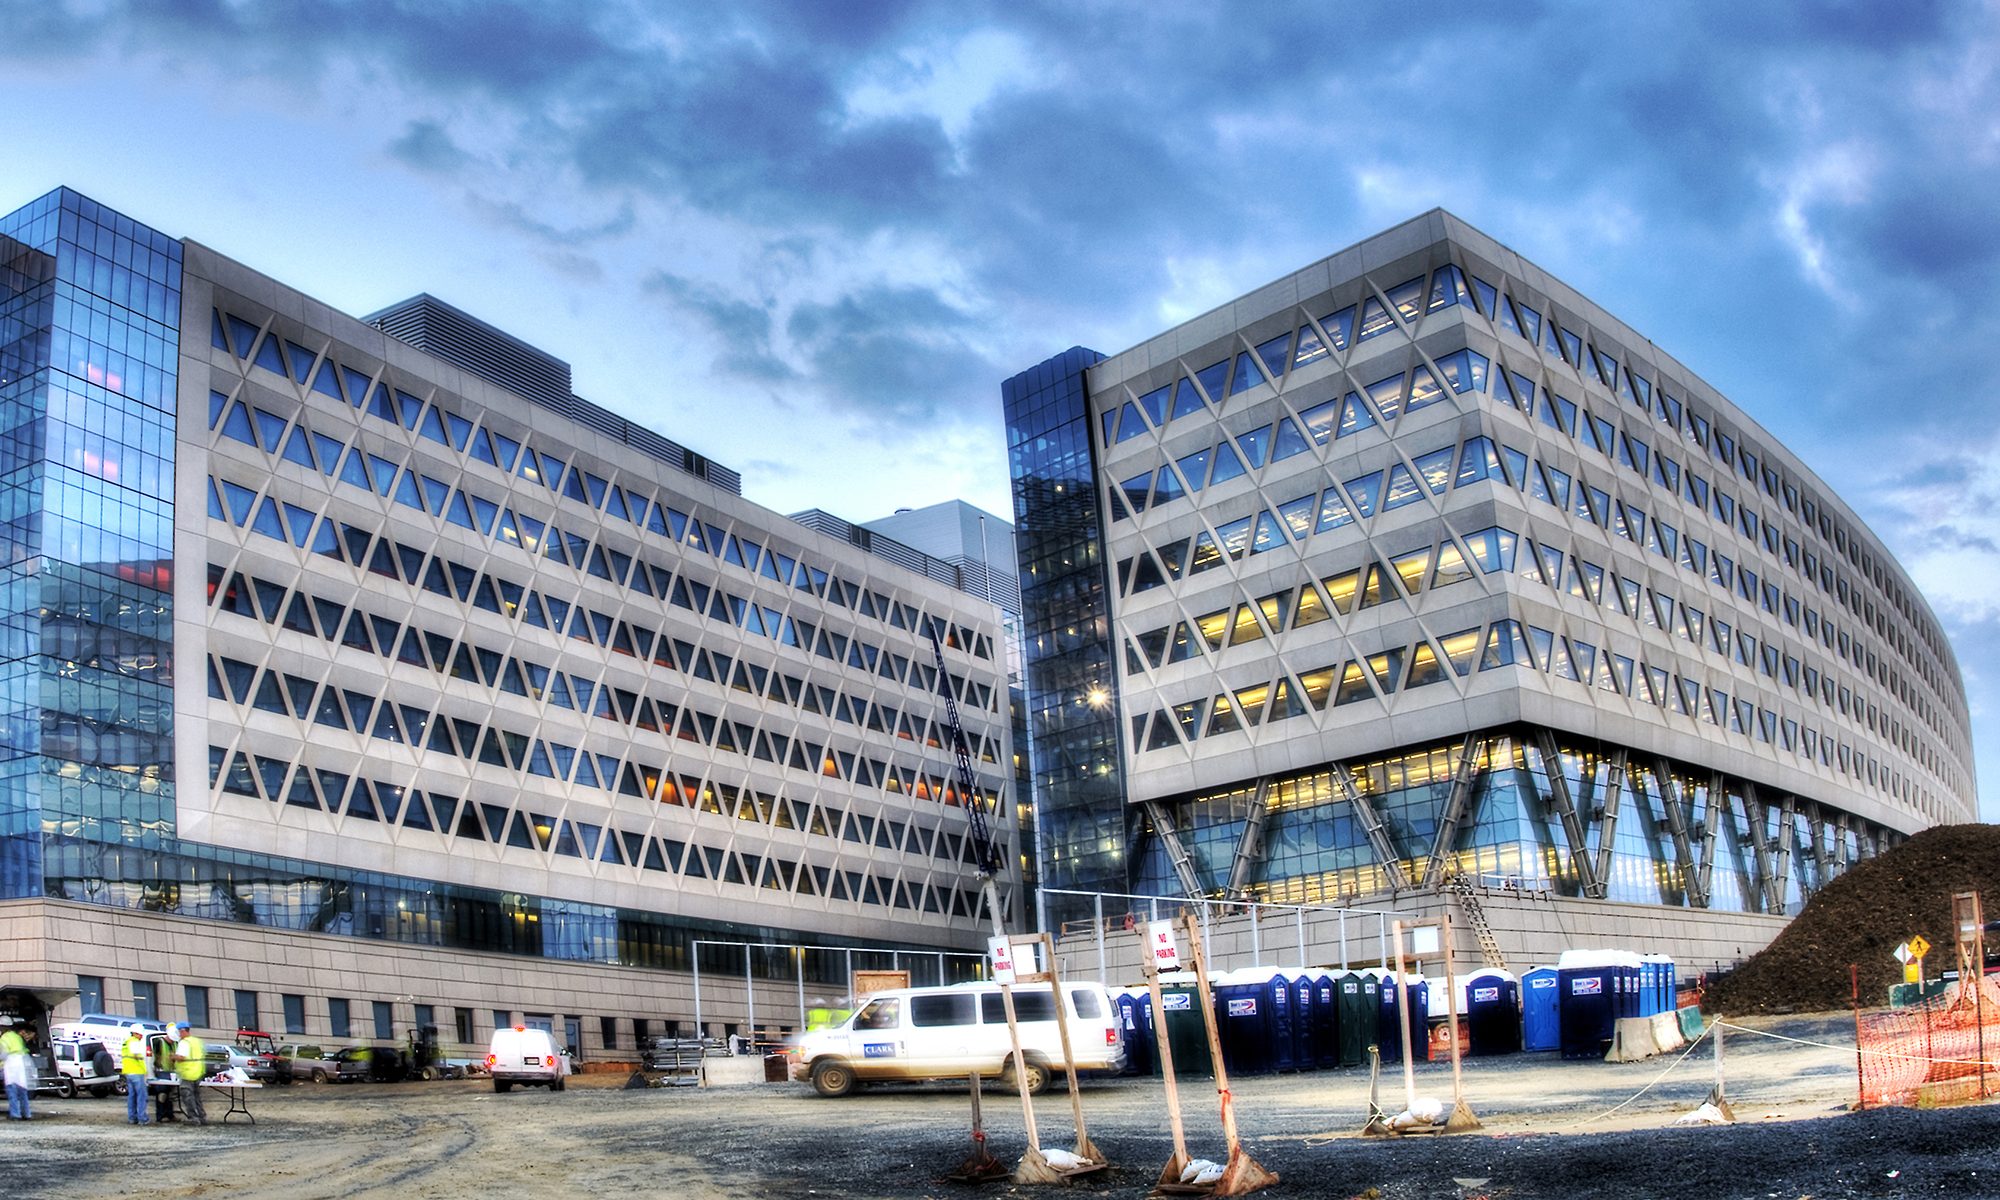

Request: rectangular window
left=600, top=1015, right=619, bottom=1050
left=184, top=986, right=210, bottom=1032
left=330, top=998, right=352, bottom=1040
left=632, top=1017, right=650, bottom=1045
left=132, top=981, right=158, bottom=1022
left=78, top=975, right=104, bottom=1015
left=493, top=1009, right=511, bottom=1034
left=282, top=993, right=306, bottom=1035
left=234, top=989, right=258, bottom=1032
left=414, top=1003, right=435, bottom=1034
left=454, top=1008, right=474, bottom=1045
left=373, top=1000, right=395, bottom=1040
left=910, top=993, right=978, bottom=1027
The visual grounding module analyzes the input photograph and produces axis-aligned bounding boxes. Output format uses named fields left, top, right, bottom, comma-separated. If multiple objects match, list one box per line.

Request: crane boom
left=925, top=621, right=1006, bottom=934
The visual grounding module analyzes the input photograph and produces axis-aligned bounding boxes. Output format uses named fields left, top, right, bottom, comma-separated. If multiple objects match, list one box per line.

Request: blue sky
left=4, top=1, right=1996, bottom=819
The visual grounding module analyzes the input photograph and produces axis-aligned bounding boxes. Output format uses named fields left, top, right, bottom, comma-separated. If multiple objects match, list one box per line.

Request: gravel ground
left=6, top=1014, right=1998, bottom=1199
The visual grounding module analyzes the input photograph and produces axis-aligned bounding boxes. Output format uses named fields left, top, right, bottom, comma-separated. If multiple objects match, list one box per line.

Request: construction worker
left=151, top=1030, right=176, bottom=1121
left=1, top=1022, right=30, bottom=1120
left=121, top=1025, right=151, bottom=1124
left=172, top=1023, right=207, bottom=1125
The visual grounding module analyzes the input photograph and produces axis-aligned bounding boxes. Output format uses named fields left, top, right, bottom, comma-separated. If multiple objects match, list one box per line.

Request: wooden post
left=1180, top=913, right=1277, bottom=1195
left=1850, top=963, right=1866, bottom=1111
left=1440, top=911, right=1481, bottom=1131
left=1037, top=933, right=1101, bottom=1165
left=996, top=958, right=1055, bottom=1182
left=1391, top=919, right=1417, bottom=1112
left=1137, top=925, right=1191, bottom=1187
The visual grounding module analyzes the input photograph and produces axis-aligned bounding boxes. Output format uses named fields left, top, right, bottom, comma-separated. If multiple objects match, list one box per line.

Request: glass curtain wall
left=1004, top=348, right=1130, bottom=922
left=0, top=187, right=179, bottom=897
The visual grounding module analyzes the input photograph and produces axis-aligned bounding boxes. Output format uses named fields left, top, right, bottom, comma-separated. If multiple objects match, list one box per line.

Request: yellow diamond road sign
left=1907, top=934, right=1932, bottom=960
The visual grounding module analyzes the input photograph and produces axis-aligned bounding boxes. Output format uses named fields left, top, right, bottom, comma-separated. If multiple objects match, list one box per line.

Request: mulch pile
left=1703, top=822, right=2000, bottom=1015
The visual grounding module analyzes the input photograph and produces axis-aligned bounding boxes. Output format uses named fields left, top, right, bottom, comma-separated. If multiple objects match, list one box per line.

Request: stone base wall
left=0, top=898, right=866, bottom=1056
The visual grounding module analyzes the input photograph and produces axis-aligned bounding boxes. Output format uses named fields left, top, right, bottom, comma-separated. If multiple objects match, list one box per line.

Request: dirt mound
left=1704, top=822, right=2000, bottom=1015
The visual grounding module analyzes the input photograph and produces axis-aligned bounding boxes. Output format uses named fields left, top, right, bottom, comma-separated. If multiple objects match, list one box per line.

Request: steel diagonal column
left=1533, top=732, right=1598, bottom=897
left=1224, top=779, right=1274, bottom=899
left=1420, top=735, right=1485, bottom=890
left=1331, top=763, right=1409, bottom=892
left=1589, top=750, right=1629, bottom=899
left=1698, top=772, right=1723, bottom=905
left=1143, top=799, right=1206, bottom=899
left=1772, top=793, right=1798, bottom=912
left=1650, top=760, right=1705, bottom=908
left=1740, top=783, right=1780, bottom=916
left=1806, top=804, right=1829, bottom=891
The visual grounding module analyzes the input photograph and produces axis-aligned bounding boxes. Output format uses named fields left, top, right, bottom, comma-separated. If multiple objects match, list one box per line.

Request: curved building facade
left=1005, top=210, right=1974, bottom=940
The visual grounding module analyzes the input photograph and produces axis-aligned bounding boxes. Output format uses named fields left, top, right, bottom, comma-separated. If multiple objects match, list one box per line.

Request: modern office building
left=0, top=186, right=1019, bottom=1052
left=1004, top=210, right=1976, bottom=966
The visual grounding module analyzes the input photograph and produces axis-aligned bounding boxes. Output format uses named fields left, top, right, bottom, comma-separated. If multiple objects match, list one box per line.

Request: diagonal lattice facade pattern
left=1008, top=210, right=1974, bottom=924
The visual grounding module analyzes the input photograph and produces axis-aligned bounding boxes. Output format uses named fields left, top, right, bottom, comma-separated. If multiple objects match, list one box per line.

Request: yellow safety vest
left=0, top=1030, right=24, bottom=1057
left=174, top=1036, right=206, bottom=1081
left=121, top=1036, right=148, bottom=1075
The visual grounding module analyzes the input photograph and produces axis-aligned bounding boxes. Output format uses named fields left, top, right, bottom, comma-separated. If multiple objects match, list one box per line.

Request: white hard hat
left=128, top=1024, right=144, bottom=1034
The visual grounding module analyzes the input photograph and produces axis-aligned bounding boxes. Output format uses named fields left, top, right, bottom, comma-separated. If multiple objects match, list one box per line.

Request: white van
left=789, top=981, right=1124, bottom=1097
left=486, top=1026, right=569, bottom=1092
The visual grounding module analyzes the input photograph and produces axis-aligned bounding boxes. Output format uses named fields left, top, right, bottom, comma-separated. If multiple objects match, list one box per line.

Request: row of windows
left=1125, top=511, right=1945, bottom=805
left=1100, top=265, right=1478, bottom=447
left=210, top=310, right=990, bottom=656
left=1110, top=348, right=1489, bottom=521
left=210, top=646, right=997, bottom=812
left=204, top=474, right=1000, bottom=716
left=209, top=397, right=992, bottom=666
left=209, top=745, right=987, bottom=918
left=208, top=562, right=1003, bottom=767
left=1132, top=611, right=1917, bottom=808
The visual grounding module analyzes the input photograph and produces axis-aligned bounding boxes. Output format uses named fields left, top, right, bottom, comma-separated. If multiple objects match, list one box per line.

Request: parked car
left=205, top=1044, right=257, bottom=1078
left=50, top=1035, right=122, bottom=1098
left=317, top=1047, right=374, bottom=1083
left=279, top=1043, right=325, bottom=1079
left=486, top=1026, right=569, bottom=1092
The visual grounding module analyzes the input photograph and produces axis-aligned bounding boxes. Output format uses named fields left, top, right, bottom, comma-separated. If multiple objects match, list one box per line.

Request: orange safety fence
left=1857, top=975, right=2000, bottom=1108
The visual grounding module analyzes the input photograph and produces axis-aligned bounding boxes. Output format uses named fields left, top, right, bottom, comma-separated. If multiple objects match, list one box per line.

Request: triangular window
left=1136, top=385, right=1169, bottom=427
left=1293, top=323, right=1328, bottom=368
left=1115, top=401, right=1147, bottom=443
left=1207, top=442, right=1247, bottom=486
left=1270, top=417, right=1311, bottom=463
left=1170, top=378, right=1204, bottom=419
left=1254, top=332, right=1291, bottom=380
left=1228, top=351, right=1264, bottom=397
left=1194, top=359, right=1228, bottom=403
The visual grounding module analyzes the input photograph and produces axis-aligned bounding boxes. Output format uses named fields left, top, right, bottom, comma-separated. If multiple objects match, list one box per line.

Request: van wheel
left=1004, top=1059, right=1050, bottom=1096
left=550, top=1075, right=565, bottom=1092
left=494, top=1080, right=512, bottom=1093
left=810, top=1059, right=856, bottom=1098
left=56, top=1078, right=77, bottom=1100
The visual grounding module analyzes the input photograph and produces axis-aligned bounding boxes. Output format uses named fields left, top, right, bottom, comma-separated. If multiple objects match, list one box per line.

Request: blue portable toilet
left=1115, top=988, right=1152, bottom=1075
left=1521, top=966, right=1560, bottom=1051
left=1290, top=974, right=1316, bottom=1071
left=1652, top=955, right=1677, bottom=1012
left=1263, top=972, right=1297, bottom=1073
left=1214, top=970, right=1269, bottom=1076
left=1463, top=969, right=1520, bottom=1056
left=1311, top=972, right=1338, bottom=1069
left=1636, top=957, right=1658, bottom=1017
left=1376, top=972, right=1429, bottom=1065
left=1558, top=950, right=1638, bottom=1059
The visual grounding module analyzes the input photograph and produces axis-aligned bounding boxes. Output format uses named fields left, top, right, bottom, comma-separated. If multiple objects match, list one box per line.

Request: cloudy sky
left=4, top=1, right=1997, bottom=818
